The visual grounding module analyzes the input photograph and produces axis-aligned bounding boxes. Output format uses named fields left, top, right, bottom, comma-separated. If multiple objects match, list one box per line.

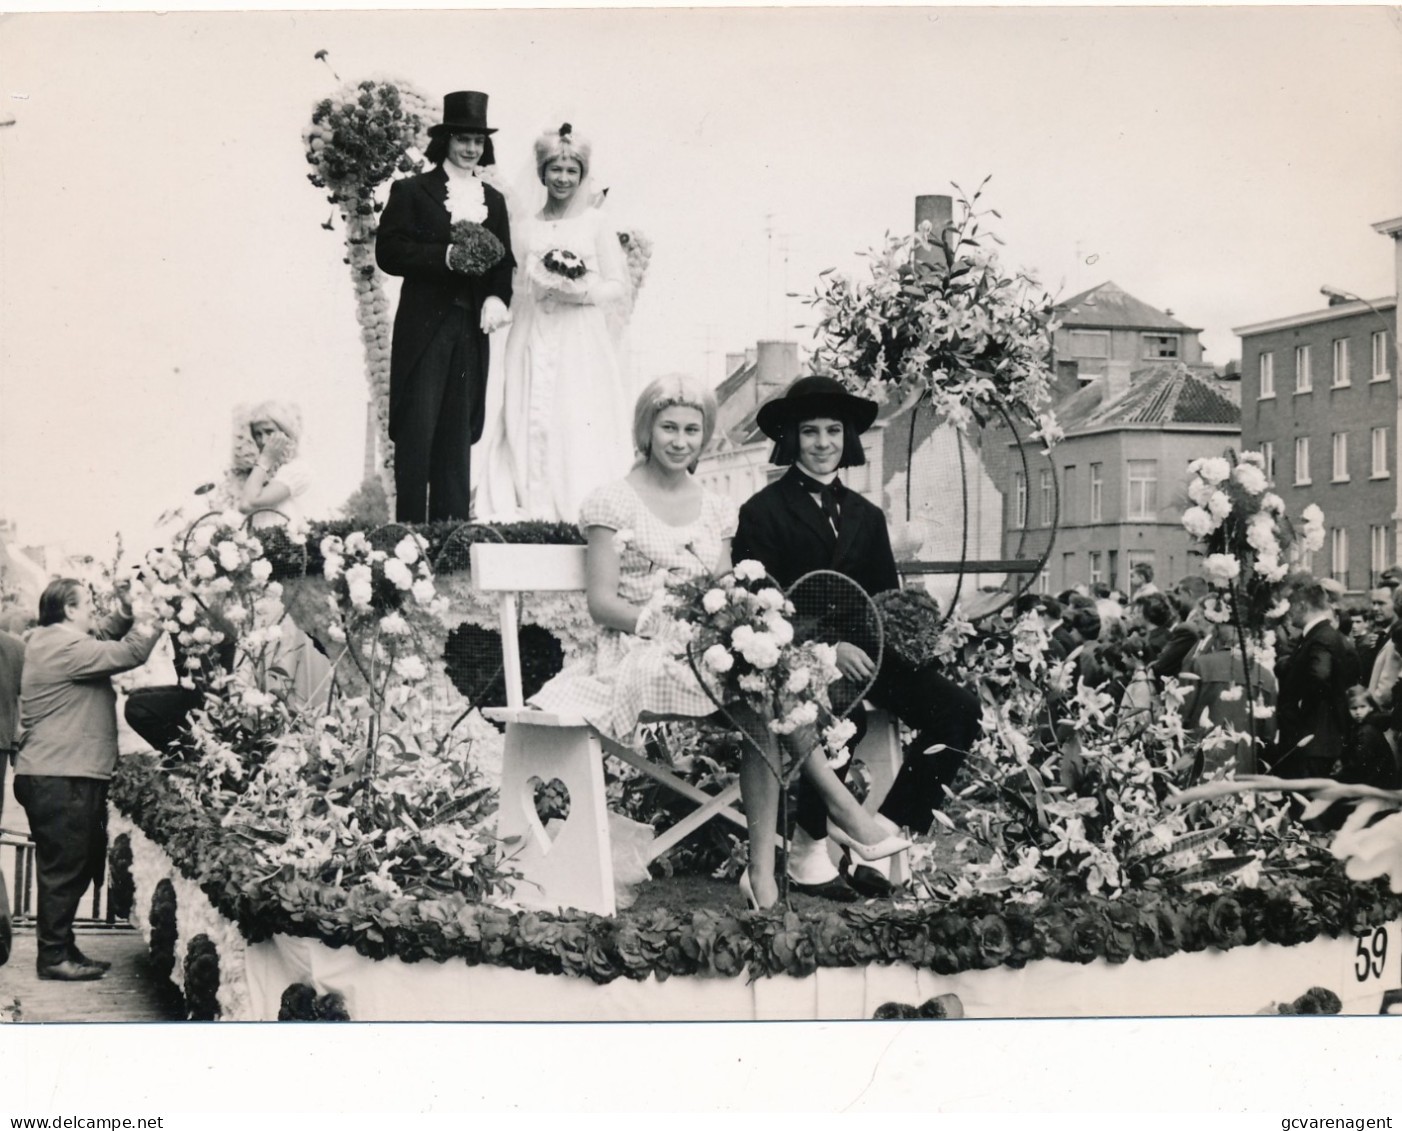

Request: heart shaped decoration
left=684, top=567, right=884, bottom=770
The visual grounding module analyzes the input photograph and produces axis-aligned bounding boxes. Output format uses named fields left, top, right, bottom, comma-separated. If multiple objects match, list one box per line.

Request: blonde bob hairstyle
left=247, top=400, right=303, bottom=460
left=632, top=376, right=717, bottom=472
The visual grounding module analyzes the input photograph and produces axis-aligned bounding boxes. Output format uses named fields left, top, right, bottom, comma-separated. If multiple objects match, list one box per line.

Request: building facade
left=1010, top=364, right=1240, bottom=594
left=1235, top=294, right=1399, bottom=593
left=1052, top=281, right=1206, bottom=398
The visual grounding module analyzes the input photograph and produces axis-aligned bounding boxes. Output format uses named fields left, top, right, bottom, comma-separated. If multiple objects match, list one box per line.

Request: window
left=1294, top=436, right=1311, bottom=485
left=1259, top=351, right=1275, bottom=398
left=1089, top=551, right=1103, bottom=586
left=1330, top=528, right=1349, bottom=590
left=1142, top=333, right=1180, bottom=360
left=1062, top=552, right=1076, bottom=588
left=1089, top=463, right=1103, bottom=522
left=1299, top=547, right=1316, bottom=575
left=1068, top=330, right=1110, bottom=359
left=1332, top=338, right=1350, bottom=387
left=1062, top=466, right=1076, bottom=523
left=1332, top=431, right=1350, bottom=482
left=1038, top=570, right=1051, bottom=595
left=1372, top=526, right=1390, bottom=589
left=1295, top=345, right=1312, bottom=393
left=1126, top=460, right=1158, bottom=520
left=1374, top=331, right=1390, bottom=381
left=1373, top=427, right=1390, bottom=478
left=1260, top=440, right=1276, bottom=482
left=1039, top=469, right=1055, bottom=527
left=1013, top=473, right=1027, bottom=528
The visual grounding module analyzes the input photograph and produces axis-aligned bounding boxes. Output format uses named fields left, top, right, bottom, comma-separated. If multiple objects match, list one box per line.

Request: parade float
left=100, top=79, right=1402, bottom=1021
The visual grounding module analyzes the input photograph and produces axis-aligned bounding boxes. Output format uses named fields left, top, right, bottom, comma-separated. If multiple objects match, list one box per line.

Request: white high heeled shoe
left=827, top=821, right=910, bottom=862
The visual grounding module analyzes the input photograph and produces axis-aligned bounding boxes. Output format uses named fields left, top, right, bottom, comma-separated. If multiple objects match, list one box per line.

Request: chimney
left=755, top=341, right=800, bottom=394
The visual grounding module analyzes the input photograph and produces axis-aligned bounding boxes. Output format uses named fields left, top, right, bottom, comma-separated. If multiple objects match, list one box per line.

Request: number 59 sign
left=1354, top=926, right=1390, bottom=983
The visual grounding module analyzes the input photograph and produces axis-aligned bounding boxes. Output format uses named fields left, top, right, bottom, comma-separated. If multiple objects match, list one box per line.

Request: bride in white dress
left=475, top=123, right=634, bottom=523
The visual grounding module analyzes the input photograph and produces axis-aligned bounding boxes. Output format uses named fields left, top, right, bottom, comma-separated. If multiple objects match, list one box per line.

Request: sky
left=1, top=5, right=1400, bottom=555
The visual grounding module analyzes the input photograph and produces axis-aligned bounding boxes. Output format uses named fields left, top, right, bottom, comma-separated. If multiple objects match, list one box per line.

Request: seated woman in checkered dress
left=531, top=376, right=903, bottom=909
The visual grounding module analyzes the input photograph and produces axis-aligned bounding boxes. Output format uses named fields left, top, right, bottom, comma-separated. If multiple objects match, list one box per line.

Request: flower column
left=304, top=79, right=435, bottom=509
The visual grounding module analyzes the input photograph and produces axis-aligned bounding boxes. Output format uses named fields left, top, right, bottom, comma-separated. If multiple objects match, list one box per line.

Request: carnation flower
left=756, top=588, right=786, bottom=611
left=327, top=623, right=347, bottom=643
left=193, top=557, right=217, bottom=580
left=702, top=589, right=727, bottom=615
left=191, top=626, right=212, bottom=644
left=1187, top=478, right=1214, bottom=505
left=1233, top=463, right=1268, bottom=495
left=250, top=559, right=273, bottom=583
left=1252, top=704, right=1276, bottom=719
left=379, top=612, right=410, bottom=636
left=1301, top=503, right=1324, bottom=526
left=732, top=559, right=767, bottom=582
left=1206, top=491, right=1233, bottom=521
left=1254, top=556, right=1288, bottom=582
left=1218, top=685, right=1244, bottom=702
left=1245, top=513, right=1278, bottom=553
left=1261, top=493, right=1285, bottom=515
left=1197, top=457, right=1231, bottom=484
left=1181, top=506, right=1217, bottom=538
left=320, top=535, right=344, bottom=558
left=394, top=535, right=421, bottom=564
left=393, top=655, right=428, bottom=681
left=1239, top=451, right=1266, bottom=468
left=411, top=578, right=435, bottom=604
left=762, top=611, right=795, bottom=646
left=223, top=604, right=248, bottom=625
left=703, top=644, right=734, bottom=673
left=178, top=599, right=199, bottom=625
left=191, top=525, right=215, bottom=552
left=737, top=632, right=782, bottom=670
left=383, top=558, right=414, bottom=591
left=216, top=541, right=242, bottom=572
left=345, top=564, right=375, bottom=610
left=785, top=667, right=811, bottom=694
left=738, top=672, right=768, bottom=694
left=823, top=717, right=857, bottom=750
left=1202, top=554, right=1241, bottom=586
left=323, top=553, right=345, bottom=581
left=344, top=531, right=369, bottom=555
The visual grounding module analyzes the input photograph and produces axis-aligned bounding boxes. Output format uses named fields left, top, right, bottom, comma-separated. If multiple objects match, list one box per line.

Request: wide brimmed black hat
left=755, top=375, right=879, bottom=440
left=428, top=91, right=497, bottom=137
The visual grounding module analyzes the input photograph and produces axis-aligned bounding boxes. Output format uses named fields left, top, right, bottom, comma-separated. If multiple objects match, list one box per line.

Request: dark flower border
left=112, top=752, right=1402, bottom=985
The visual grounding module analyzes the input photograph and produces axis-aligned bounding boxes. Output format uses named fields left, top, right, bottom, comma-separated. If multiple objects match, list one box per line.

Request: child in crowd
left=1342, top=685, right=1399, bottom=789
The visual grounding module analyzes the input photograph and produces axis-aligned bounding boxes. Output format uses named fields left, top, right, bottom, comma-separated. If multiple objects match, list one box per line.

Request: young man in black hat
left=733, top=376, right=982, bottom=899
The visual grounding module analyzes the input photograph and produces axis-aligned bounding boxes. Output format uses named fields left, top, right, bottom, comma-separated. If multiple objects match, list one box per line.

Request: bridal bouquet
left=448, top=220, right=506, bottom=277
left=541, top=248, right=588, bottom=280
left=666, top=560, right=855, bottom=765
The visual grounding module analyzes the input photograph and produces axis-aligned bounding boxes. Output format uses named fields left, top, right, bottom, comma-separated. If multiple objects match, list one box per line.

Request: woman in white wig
left=237, top=400, right=312, bottom=529
left=475, top=122, right=633, bottom=523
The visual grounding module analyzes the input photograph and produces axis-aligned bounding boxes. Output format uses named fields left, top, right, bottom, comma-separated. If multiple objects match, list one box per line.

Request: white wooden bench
left=470, top=541, right=904, bottom=915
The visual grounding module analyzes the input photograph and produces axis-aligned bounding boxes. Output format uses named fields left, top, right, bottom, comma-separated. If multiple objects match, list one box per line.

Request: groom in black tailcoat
left=733, top=376, right=982, bottom=899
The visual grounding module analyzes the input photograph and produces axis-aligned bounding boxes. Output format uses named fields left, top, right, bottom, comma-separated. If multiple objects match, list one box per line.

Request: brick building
left=1235, top=293, right=1399, bottom=592
left=1013, top=364, right=1240, bottom=594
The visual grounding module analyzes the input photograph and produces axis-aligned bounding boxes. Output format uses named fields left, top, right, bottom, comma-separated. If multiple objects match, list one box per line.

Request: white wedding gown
left=475, top=206, right=634, bottom=524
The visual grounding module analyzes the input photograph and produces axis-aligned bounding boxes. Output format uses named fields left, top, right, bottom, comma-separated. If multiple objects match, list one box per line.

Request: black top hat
left=428, top=91, right=496, bottom=137
left=755, top=375, right=879, bottom=440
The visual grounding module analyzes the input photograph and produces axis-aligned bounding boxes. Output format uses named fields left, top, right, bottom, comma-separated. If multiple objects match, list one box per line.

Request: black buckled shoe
left=786, top=875, right=861, bottom=902
left=844, top=863, right=896, bottom=899
left=37, top=958, right=106, bottom=981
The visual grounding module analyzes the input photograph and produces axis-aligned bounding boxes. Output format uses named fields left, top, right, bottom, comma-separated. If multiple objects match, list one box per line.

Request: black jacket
left=1275, top=618, right=1353, bottom=770
left=375, top=166, right=514, bottom=437
left=732, top=467, right=899, bottom=596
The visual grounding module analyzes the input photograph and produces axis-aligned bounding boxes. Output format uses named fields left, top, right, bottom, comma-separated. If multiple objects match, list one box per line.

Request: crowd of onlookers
left=1011, top=561, right=1402, bottom=790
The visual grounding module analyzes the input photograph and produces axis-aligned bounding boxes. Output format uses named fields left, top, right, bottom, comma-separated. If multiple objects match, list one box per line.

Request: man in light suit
left=733, top=377, right=982, bottom=899
left=15, top=580, right=158, bottom=980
